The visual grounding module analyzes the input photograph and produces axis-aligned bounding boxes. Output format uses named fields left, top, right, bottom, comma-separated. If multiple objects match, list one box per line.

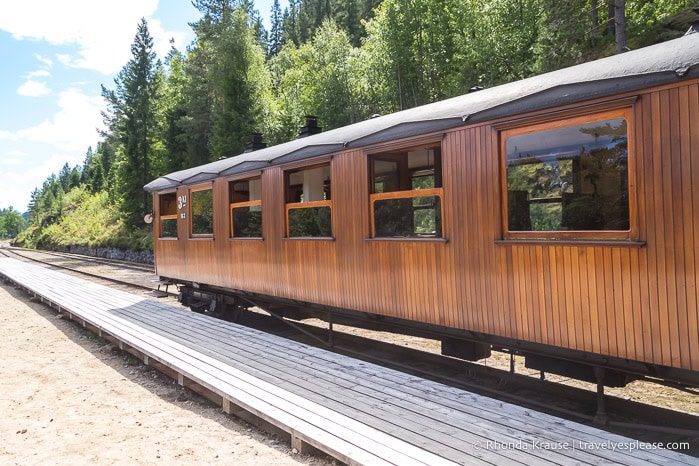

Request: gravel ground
left=0, top=280, right=336, bottom=466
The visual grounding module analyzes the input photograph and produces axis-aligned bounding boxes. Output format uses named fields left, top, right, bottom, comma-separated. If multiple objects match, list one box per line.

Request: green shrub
left=15, top=186, right=153, bottom=251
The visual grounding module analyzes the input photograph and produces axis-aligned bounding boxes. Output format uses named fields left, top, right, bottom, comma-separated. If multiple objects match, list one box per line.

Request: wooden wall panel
left=640, top=90, right=663, bottom=365
left=660, top=89, right=680, bottom=367
left=153, top=79, right=699, bottom=374
left=634, top=93, right=652, bottom=366
left=652, top=90, right=672, bottom=365
left=676, top=85, right=692, bottom=370
left=585, top=248, right=601, bottom=355
left=444, top=129, right=466, bottom=330
left=332, top=150, right=370, bottom=313
left=668, top=87, right=686, bottom=368
left=687, top=83, right=699, bottom=371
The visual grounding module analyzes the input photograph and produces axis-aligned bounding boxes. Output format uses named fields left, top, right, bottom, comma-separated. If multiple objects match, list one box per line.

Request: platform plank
left=108, top=305, right=616, bottom=466
left=100, top=296, right=692, bottom=466
left=114, top=305, right=692, bottom=466
left=0, top=257, right=695, bottom=466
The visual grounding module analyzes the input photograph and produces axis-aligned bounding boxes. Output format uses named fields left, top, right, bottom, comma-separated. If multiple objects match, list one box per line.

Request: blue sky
left=0, top=0, right=283, bottom=212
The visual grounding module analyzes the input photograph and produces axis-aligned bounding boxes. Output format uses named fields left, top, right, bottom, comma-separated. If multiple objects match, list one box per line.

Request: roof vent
left=683, top=7, right=699, bottom=35
left=297, top=115, right=322, bottom=138
left=244, top=132, right=267, bottom=152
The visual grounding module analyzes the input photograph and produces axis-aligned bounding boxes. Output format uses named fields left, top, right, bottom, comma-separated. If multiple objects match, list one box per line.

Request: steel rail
left=0, top=247, right=176, bottom=297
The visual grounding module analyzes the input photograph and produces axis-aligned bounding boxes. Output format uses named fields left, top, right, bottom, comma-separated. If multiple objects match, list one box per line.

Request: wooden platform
left=0, top=257, right=694, bottom=466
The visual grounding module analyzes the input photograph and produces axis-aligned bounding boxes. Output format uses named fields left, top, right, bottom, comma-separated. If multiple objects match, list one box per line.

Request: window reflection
left=230, top=178, right=262, bottom=238
left=286, top=165, right=332, bottom=238
left=370, top=146, right=443, bottom=238
left=232, top=205, right=262, bottom=238
left=191, top=188, right=214, bottom=235
left=506, top=118, right=629, bottom=232
left=288, top=205, right=331, bottom=237
left=159, top=192, right=177, bottom=239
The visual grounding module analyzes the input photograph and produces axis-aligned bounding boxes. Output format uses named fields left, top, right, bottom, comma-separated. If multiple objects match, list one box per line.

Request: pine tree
left=180, top=39, right=215, bottom=166
left=96, top=138, right=118, bottom=196
left=209, top=8, right=264, bottom=158
left=161, top=46, right=191, bottom=173
left=192, top=0, right=234, bottom=24
left=361, top=0, right=381, bottom=21
left=101, top=18, right=161, bottom=228
left=27, top=189, right=40, bottom=223
left=58, top=163, right=73, bottom=192
left=282, top=0, right=301, bottom=46
left=186, top=0, right=269, bottom=161
left=269, top=0, right=283, bottom=55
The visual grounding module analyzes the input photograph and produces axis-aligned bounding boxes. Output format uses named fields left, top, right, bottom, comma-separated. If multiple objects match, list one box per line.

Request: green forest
left=13, top=0, right=696, bottom=251
left=0, top=208, right=27, bottom=239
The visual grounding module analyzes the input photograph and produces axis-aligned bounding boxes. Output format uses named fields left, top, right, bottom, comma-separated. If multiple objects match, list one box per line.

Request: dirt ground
left=0, top=281, right=335, bottom=466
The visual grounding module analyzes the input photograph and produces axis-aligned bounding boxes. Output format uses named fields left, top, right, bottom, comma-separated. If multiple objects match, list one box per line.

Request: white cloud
left=0, top=151, right=84, bottom=210
left=0, top=1, right=187, bottom=74
left=1, top=158, right=23, bottom=166
left=0, top=89, right=104, bottom=154
left=17, top=80, right=51, bottom=97
left=27, top=69, right=51, bottom=78
left=56, top=54, right=73, bottom=68
left=35, top=54, right=54, bottom=68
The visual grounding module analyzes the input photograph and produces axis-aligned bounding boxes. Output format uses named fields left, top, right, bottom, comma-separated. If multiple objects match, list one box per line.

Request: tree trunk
left=607, top=0, right=615, bottom=36
left=591, top=0, right=599, bottom=45
left=591, top=0, right=599, bottom=31
left=614, top=0, right=627, bottom=53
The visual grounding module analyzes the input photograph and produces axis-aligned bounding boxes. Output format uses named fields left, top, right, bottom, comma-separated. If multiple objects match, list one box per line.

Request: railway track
left=2, top=246, right=698, bottom=456
left=0, top=246, right=175, bottom=298
left=23, top=248, right=155, bottom=273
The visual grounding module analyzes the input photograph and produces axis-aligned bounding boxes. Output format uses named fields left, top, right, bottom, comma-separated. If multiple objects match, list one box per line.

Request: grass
left=14, top=187, right=153, bottom=252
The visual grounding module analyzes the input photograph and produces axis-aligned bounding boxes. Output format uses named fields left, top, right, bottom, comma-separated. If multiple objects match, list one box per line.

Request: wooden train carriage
left=146, top=33, right=699, bottom=387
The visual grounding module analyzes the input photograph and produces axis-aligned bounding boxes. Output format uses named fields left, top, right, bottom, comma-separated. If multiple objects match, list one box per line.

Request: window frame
left=189, top=184, right=215, bottom=239
left=228, top=176, right=263, bottom=240
left=368, top=142, right=445, bottom=240
left=499, top=107, right=637, bottom=241
left=284, top=162, right=333, bottom=239
left=157, top=191, right=178, bottom=240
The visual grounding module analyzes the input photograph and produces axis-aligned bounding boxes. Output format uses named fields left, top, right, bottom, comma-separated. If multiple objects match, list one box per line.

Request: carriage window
left=229, top=177, right=262, bottom=238
left=370, top=145, right=443, bottom=238
left=190, top=187, right=214, bottom=236
left=285, top=164, right=332, bottom=238
left=503, top=109, right=631, bottom=237
left=159, top=192, right=177, bottom=239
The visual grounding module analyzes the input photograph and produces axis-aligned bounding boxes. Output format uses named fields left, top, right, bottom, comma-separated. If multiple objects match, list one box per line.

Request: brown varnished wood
left=639, top=90, right=659, bottom=365
left=575, top=247, right=589, bottom=351
left=153, top=78, right=699, bottom=373
left=585, top=247, right=599, bottom=354
left=686, top=83, right=699, bottom=371
left=661, top=89, right=681, bottom=367
left=678, top=85, right=696, bottom=370
left=669, top=87, right=689, bottom=369
left=593, top=247, right=609, bottom=357
left=620, top=248, right=635, bottom=361
left=650, top=91, right=669, bottom=365
left=444, top=131, right=464, bottom=330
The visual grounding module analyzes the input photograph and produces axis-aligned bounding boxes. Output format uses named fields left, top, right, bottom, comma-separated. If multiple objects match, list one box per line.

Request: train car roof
left=145, top=32, right=699, bottom=192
